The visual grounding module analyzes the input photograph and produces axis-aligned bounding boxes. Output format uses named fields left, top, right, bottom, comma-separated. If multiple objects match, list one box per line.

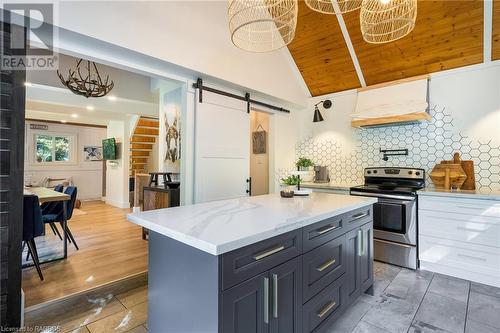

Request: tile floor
left=24, top=285, right=148, bottom=333
left=327, top=262, right=500, bottom=333
left=25, top=262, right=500, bottom=333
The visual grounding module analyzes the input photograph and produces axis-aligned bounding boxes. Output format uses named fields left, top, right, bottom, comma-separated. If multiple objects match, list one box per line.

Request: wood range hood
left=351, top=75, right=432, bottom=128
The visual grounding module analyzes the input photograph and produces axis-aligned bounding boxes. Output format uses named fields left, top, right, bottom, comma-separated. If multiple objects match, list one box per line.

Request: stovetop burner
left=350, top=167, right=425, bottom=196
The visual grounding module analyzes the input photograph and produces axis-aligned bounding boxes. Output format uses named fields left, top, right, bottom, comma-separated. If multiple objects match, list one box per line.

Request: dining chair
left=41, top=184, right=64, bottom=240
left=23, top=195, right=45, bottom=281
left=42, top=186, right=79, bottom=250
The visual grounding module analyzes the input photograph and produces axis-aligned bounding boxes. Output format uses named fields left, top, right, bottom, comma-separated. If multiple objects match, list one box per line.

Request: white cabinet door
left=194, top=92, right=250, bottom=203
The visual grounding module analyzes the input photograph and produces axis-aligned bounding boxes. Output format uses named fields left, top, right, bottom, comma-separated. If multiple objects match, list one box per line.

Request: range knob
left=416, top=171, right=421, bottom=176
left=367, top=170, right=372, bottom=174
left=408, top=171, right=413, bottom=175
left=373, top=170, right=378, bottom=174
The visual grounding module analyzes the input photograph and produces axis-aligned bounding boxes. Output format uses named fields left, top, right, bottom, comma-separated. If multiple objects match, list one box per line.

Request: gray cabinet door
left=345, top=222, right=373, bottom=305
left=360, top=222, right=374, bottom=292
left=222, top=272, right=269, bottom=333
left=345, top=227, right=361, bottom=304
left=269, top=257, right=302, bottom=333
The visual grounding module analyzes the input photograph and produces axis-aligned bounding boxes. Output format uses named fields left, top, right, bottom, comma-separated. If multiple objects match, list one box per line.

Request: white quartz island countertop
left=127, top=192, right=377, bottom=255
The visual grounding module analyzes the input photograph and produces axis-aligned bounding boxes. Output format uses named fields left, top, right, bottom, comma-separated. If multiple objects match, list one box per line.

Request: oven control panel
left=364, top=167, right=425, bottom=180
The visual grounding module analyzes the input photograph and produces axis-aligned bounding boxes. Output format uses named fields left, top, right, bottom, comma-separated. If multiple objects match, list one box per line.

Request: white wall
left=55, top=0, right=309, bottom=107
left=24, top=120, right=106, bottom=200
left=105, top=120, right=130, bottom=208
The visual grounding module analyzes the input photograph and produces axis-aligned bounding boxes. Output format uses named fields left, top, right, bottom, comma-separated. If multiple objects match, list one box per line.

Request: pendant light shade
left=305, top=0, right=362, bottom=15
left=313, top=107, right=324, bottom=122
left=360, top=0, right=417, bottom=44
left=228, top=0, right=298, bottom=53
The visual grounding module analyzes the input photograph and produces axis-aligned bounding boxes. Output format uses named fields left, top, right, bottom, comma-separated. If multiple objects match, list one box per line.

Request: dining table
left=24, top=187, right=71, bottom=265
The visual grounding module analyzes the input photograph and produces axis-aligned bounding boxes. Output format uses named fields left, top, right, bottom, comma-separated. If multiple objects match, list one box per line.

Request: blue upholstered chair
left=42, top=186, right=79, bottom=250
left=23, top=195, right=45, bottom=281
left=41, top=184, right=64, bottom=239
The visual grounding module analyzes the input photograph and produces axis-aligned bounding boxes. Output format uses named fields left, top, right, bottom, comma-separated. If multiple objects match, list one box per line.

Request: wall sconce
left=313, top=100, right=332, bottom=122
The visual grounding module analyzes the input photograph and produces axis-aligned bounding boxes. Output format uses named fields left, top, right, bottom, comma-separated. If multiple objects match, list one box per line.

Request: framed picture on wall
left=252, top=125, right=267, bottom=154
left=83, top=146, right=103, bottom=161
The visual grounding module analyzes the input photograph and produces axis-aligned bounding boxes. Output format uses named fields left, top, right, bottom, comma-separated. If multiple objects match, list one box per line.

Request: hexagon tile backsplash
left=292, top=105, right=500, bottom=191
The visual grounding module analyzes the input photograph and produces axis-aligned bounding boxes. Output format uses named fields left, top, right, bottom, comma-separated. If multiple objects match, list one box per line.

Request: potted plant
left=295, top=157, right=315, bottom=182
left=296, top=157, right=314, bottom=171
left=280, top=175, right=300, bottom=197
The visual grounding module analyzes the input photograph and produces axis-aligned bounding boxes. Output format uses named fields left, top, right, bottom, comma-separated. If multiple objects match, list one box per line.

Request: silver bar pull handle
left=263, top=277, right=269, bottom=324
left=316, top=224, right=339, bottom=235
left=253, top=245, right=285, bottom=261
left=357, top=229, right=363, bottom=257
left=351, top=212, right=369, bottom=221
left=316, top=258, right=336, bottom=272
left=272, top=274, right=278, bottom=318
left=317, top=300, right=336, bottom=318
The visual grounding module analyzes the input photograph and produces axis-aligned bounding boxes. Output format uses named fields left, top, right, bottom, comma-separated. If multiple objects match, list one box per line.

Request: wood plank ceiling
left=288, top=0, right=493, bottom=96
left=493, top=0, right=500, bottom=60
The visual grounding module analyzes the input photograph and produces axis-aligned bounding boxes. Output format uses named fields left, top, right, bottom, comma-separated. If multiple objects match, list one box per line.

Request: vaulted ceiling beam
left=331, top=1, right=366, bottom=87
left=484, top=0, right=493, bottom=62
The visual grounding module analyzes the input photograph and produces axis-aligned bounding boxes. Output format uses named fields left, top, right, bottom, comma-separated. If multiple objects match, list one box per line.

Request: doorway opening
left=250, top=110, right=270, bottom=196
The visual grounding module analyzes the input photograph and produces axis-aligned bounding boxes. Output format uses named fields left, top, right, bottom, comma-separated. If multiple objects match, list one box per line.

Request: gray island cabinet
left=127, top=192, right=376, bottom=333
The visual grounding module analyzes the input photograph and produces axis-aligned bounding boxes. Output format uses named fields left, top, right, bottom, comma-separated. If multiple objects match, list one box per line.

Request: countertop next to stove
left=300, top=182, right=356, bottom=191
left=418, top=188, right=500, bottom=201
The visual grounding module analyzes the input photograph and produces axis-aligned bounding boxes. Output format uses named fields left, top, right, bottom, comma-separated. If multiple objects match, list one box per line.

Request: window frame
left=32, top=131, right=77, bottom=165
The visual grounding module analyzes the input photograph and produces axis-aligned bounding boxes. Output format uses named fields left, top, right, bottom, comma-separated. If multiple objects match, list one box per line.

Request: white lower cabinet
left=418, top=195, right=500, bottom=287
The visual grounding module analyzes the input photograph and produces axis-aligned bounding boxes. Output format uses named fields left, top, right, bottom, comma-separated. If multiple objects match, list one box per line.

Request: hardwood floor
left=22, top=201, right=148, bottom=308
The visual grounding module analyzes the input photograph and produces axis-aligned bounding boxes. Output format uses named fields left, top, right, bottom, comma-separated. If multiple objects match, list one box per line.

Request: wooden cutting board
left=430, top=164, right=467, bottom=189
left=442, top=152, right=476, bottom=190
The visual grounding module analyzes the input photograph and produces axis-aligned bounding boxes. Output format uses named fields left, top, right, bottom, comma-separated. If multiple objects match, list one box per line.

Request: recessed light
left=60, top=120, right=67, bottom=123
left=107, top=96, right=117, bottom=101
left=71, top=114, right=79, bottom=118
left=24, top=82, right=32, bottom=87
left=86, top=106, right=95, bottom=111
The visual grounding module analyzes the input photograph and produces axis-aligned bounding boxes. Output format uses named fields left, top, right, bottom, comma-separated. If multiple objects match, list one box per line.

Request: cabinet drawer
left=419, top=236, right=500, bottom=279
left=419, top=210, right=500, bottom=248
left=302, top=274, right=346, bottom=333
left=221, top=229, right=302, bottom=290
left=302, top=234, right=346, bottom=302
left=344, top=206, right=372, bottom=230
left=303, top=215, right=344, bottom=252
left=419, top=196, right=500, bottom=218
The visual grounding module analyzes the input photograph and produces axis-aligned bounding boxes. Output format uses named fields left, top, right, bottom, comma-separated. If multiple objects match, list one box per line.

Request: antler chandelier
left=57, top=59, right=114, bottom=98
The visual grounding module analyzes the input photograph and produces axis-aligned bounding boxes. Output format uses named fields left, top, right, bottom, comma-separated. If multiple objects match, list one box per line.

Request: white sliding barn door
left=194, top=92, right=250, bottom=203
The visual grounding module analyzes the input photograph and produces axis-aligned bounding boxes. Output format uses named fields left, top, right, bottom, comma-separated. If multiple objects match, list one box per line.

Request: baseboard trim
left=24, top=270, right=148, bottom=314
left=105, top=198, right=130, bottom=209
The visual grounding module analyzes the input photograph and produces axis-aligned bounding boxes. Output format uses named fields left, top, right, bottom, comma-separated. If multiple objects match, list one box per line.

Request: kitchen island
left=127, top=192, right=377, bottom=333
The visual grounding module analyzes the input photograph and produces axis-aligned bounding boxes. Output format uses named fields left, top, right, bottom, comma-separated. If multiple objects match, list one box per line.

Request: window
left=35, top=134, right=73, bottom=163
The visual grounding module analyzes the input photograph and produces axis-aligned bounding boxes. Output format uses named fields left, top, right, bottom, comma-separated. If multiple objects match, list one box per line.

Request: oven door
left=373, top=197, right=416, bottom=245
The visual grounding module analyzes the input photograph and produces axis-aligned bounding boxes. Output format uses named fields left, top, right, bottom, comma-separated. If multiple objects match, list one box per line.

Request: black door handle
left=246, top=177, right=252, bottom=196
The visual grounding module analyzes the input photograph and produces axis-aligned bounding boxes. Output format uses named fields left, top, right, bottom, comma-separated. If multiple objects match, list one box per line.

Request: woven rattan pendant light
left=305, top=0, right=362, bottom=14
left=360, top=0, right=417, bottom=44
left=228, top=0, right=298, bottom=52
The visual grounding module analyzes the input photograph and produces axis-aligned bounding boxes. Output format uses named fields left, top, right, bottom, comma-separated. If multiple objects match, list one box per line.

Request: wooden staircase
left=130, top=117, right=159, bottom=175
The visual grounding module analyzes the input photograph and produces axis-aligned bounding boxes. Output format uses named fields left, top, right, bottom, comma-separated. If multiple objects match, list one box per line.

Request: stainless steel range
left=350, top=167, right=425, bottom=269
